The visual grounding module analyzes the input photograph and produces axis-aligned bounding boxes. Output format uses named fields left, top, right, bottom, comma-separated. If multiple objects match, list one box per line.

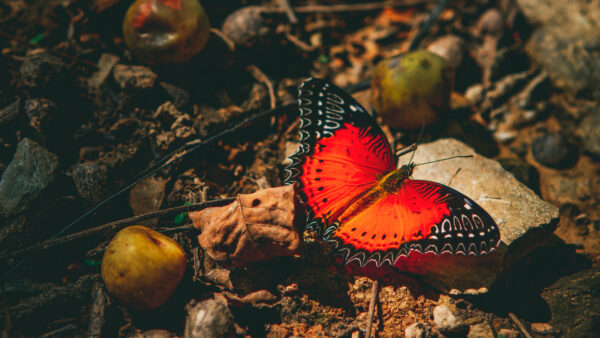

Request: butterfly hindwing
left=285, top=78, right=395, bottom=234
left=330, top=179, right=500, bottom=267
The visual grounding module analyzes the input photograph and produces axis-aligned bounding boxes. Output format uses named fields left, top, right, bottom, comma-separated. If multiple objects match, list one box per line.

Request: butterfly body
left=286, top=78, right=500, bottom=268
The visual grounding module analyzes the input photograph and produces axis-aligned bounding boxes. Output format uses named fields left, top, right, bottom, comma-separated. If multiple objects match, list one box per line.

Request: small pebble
left=405, top=322, right=431, bottom=338
left=222, top=6, right=276, bottom=48
left=427, top=35, right=466, bottom=69
left=477, top=8, right=504, bottom=37
left=433, top=305, right=466, bottom=333
left=464, top=84, right=484, bottom=103
left=184, top=299, right=235, bottom=338
left=530, top=322, right=554, bottom=335
left=531, top=132, right=577, bottom=168
left=71, top=162, right=109, bottom=206
left=467, top=321, right=494, bottom=338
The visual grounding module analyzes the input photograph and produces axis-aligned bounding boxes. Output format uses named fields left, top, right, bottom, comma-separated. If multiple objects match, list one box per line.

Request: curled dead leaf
left=216, top=290, right=279, bottom=308
left=190, top=186, right=304, bottom=268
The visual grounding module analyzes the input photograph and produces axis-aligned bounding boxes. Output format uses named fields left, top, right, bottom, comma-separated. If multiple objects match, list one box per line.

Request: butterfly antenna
left=407, top=115, right=428, bottom=164
left=414, top=155, right=473, bottom=167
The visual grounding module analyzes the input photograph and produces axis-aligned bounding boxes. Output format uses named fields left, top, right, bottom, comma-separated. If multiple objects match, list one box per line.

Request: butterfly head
left=399, top=162, right=416, bottom=178
left=380, top=162, right=415, bottom=193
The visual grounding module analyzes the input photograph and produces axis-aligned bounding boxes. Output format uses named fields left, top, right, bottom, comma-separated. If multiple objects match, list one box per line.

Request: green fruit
left=101, top=225, right=187, bottom=310
left=372, top=50, right=454, bottom=130
left=123, top=0, right=210, bottom=65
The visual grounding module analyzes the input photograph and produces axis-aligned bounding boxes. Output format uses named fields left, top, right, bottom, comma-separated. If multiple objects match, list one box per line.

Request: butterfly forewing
left=285, top=78, right=395, bottom=234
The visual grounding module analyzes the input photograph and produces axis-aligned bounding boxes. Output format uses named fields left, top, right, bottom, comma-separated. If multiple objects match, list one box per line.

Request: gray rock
left=531, top=132, right=577, bottom=169
left=0, top=138, right=59, bottom=220
left=405, top=322, right=432, bottom=338
left=517, top=0, right=600, bottom=97
left=397, top=139, right=559, bottom=293
left=433, top=305, right=466, bottom=333
left=579, top=111, right=600, bottom=158
left=467, top=321, right=495, bottom=337
left=221, top=6, right=276, bottom=48
left=541, top=267, right=600, bottom=337
left=71, top=162, right=109, bottom=206
left=184, top=299, right=235, bottom=338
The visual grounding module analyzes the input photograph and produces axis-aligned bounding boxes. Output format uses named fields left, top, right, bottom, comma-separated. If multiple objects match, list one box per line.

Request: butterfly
left=285, top=78, right=501, bottom=268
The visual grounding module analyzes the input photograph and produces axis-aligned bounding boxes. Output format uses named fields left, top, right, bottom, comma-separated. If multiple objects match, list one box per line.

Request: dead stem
left=246, top=65, right=277, bottom=109
left=365, top=280, right=380, bottom=338
left=277, top=0, right=298, bottom=24
left=2, top=199, right=234, bottom=260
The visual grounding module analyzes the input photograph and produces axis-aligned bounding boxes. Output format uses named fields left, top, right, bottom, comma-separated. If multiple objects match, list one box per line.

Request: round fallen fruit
left=101, top=225, right=187, bottom=310
left=371, top=50, right=454, bottom=130
left=123, top=0, right=211, bottom=65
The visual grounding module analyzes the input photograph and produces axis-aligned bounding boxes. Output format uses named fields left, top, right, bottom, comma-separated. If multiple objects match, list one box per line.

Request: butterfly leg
left=365, top=280, right=379, bottom=338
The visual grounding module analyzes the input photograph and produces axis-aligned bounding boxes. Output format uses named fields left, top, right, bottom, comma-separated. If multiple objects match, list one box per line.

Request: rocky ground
left=0, top=0, right=599, bottom=337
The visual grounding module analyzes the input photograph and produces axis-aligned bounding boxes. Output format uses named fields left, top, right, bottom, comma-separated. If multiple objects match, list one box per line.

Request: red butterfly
left=285, top=78, right=500, bottom=268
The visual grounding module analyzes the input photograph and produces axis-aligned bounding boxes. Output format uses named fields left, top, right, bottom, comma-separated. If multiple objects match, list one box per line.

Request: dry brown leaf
left=189, top=186, right=304, bottom=268
left=216, top=290, right=279, bottom=308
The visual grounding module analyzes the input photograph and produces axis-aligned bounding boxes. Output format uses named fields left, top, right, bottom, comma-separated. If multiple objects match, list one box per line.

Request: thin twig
left=157, top=224, right=195, bottom=235
left=210, top=28, right=235, bottom=52
left=266, top=0, right=433, bottom=14
left=365, top=280, right=379, bottom=338
left=39, top=324, right=77, bottom=338
left=277, top=0, right=298, bottom=24
left=508, top=312, right=533, bottom=338
left=246, top=65, right=277, bottom=109
left=285, top=32, right=317, bottom=52
left=408, top=0, right=450, bottom=51
left=2, top=199, right=234, bottom=260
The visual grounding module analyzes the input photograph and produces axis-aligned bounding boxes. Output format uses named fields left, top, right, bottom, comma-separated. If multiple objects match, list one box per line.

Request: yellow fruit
left=123, top=0, right=211, bottom=65
left=101, top=226, right=187, bottom=310
left=372, top=50, right=454, bottom=130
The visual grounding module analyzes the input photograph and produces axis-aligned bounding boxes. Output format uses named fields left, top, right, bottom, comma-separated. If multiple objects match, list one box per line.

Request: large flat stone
left=396, top=138, right=558, bottom=293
